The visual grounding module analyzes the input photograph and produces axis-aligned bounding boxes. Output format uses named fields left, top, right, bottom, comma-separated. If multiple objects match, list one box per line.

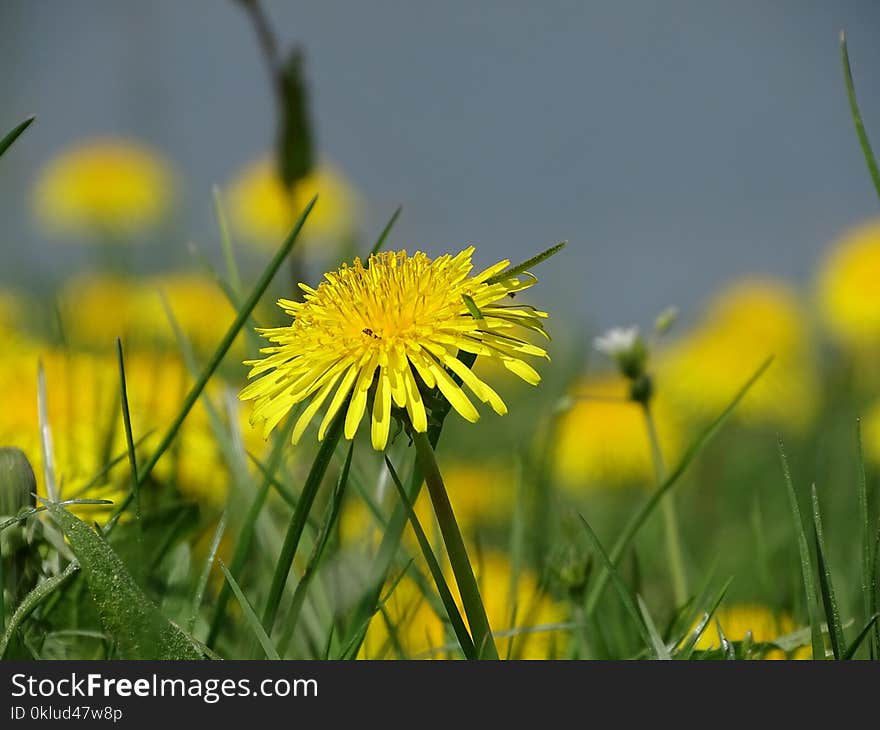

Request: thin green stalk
left=412, top=430, right=498, bottom=659
left=642, top=402, right=687, bottom=606
left=115, top=339, right=142, bottom=538
left=105, top=196, right=316, bottom=530
left=841, top=31, right=880, bottom=201
left=261, top=410, right=345, bottom=637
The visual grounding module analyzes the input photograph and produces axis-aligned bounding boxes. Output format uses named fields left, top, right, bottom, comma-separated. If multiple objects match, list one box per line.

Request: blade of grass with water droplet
left=811, top=484, right=844, bottom=660
left=779, top=439, right=824, bottom=660
left=186, top=512, right=227, bottom=635
left=485, top=241, right=566, bottom=284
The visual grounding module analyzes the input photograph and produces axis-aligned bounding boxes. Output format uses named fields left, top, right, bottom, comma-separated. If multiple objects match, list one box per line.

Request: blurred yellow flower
left=554, top=376, right=681, bottom=488
left=693, top=604, right=810, bottom=659
left=658, top=278, right=817, bottom=431
left=818, top=219, right=880, bottom=358
left=136, top=272, right=241, bottom=354
left=228, top=157, right=358, bottom=249
left=59, top=273, right=140, bottom=347
left=361, top=552, right=566, bottom=659
left=340, top=461, right=515, bottom=546
left=0, top=289, right=24, bottom=341
left=59, top=271, right=241, bottom=355
left=33, top=138, right=174, bottom=238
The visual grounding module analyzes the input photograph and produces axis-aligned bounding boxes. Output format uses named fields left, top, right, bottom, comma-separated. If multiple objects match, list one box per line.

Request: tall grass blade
left=779, top=439, right=824, bottom=659
left=584, top=357, right=772, bottom=616
left=385, top=456, right=476, bottom=660
left=0, top=116, right=34, bottom=159
left=637, top=595, right=671, bottom=660
left=186, top=512, right=228, bottom=635
left=278, top=443, right=354, bottom=655
left=218, top=561, right=280, bottom=660
left=843, top=614, right=879, bottom=660
left=855, top=419, right=876, bottom=658
left=107, top=196, right=317, bottom=529
left=841, top=31, right=880, bottom=201
left=213, top=185, right=243, bottom=298
left=261, top=409, right=345, bottom=637
left=578, top=513, right=656, bottom=657
left=485, top=241, right=566, bottom=284
left=811, top=484, right=845, bottom=660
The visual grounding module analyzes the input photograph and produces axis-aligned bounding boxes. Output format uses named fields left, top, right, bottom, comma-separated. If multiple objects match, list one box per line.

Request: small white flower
left=594, top=326, right=640, bottom=357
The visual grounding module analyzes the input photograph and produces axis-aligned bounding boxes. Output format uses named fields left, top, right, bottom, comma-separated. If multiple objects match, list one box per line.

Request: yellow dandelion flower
left=33, top=138, right=174, bottom=238
left=693, top=604, right=810, bottom=659
left=658, top=278, right=817, bottom=431
left=361, top=552, right=566, bottom=659
left=240, top=248, right=549, bottom=451
left=554, top=376, right=681, bottom=488
left=228, top=157, right=358, bottom=248
left=818, top=219, right=880, bottom=357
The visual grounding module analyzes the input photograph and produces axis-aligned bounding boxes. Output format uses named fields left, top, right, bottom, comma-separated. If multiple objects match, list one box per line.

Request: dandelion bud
left=0, top=447, right=36, bottom=520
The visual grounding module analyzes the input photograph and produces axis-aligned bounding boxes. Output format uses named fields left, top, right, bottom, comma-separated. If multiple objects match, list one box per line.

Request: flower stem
left=411, top=430, right=498, bottom=659
left=641, top=402, right=688, bottom=606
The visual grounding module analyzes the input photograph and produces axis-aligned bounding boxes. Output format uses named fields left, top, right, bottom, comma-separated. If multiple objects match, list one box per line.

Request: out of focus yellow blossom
left=59, top=273, right=140, bottom=347
left=554, top=376, right=681, bottom=489
left=692, top=604, right=810, bottom=659
left=136, top=272, right=241, bottom=354
left=361, top=552, right=567, bottom=659
left=228, top=157, right=358, bottom=249
left=0, top=290, right=25, bottom=341
left=33, top=138, right=174, bottom=238
left=59, top=271, right=241, bottom=355
left=818, top=219, right=880, bottom=358
left=658, top=279, right=817, bottom=431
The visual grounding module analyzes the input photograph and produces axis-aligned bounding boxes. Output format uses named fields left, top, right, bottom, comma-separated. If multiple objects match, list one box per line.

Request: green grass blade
left=841, top=31, right=880, bottom=201
left=261, top=409, right=345, bottom=637
left=637, top=595, right=671, bottom=660
left=485, top=241, right=566, bottom=284
left=206, top=415, right=297, bottom=648
left=385, top=456, right=476, bottom=660
left=278, top=442, right=354, bottom=656
left=106, top=196, right=317, bottom=530
left=36, top=361, right=58, bottom=502
left=0, top=116, right=35, bottom=159
left=779, top=439, right=824, bottom=659
left=843, top=614, right=879, bottom=660
left=578, top=513, right=656, bottom=657
left=369, top=206, right=402, bottom=257
left=213, top=185, right=243, bottom=298
left=186, top=512, right=227, bottom=635
left=115, top=339, right=141, bottom=532
left=0, top=561, right=78, bottom=658
left=218, top=561, right=280, bottom=660
left=855, top=419, right=876, bottom=659
left=676, top=577, right=732, bottom=660
left=811, top=484, right=845, bottom=660
left=584, top=357, right=772, bottom=616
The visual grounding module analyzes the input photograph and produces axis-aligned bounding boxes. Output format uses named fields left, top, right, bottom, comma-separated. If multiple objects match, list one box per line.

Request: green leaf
left=277, top=49, right=314, bottom=188
left=385, top=456, right=476, bottom=660
left=461, top=294, right=484, bottom=320
left=40, top=500, right=203, bottom=659
left=0, top=116, right=35, bottom=160
left=637, top=595, right=671, bottom=660
left=843, top=614, right=879, bottom=660
left=779, top=439, right=824, bottom=660
left=584, top=357, right=772, bottom=616
left=841, top=31, right=880, bottom=201
left=219, top=561, right=280, bottom=660
left=675, top=577, right=732, bottom=660
left=485, top=241, right=566, bottom=284
left=578, top=513, right=657, bottom=657
left=811, top=484, right=845, bottom=660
